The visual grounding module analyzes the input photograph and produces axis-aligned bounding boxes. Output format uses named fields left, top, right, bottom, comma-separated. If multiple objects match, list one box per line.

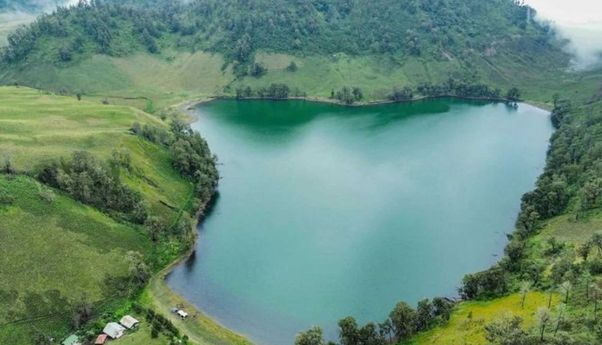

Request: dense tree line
left=331, top=87, right=363, bottom=105
left=131, top=119, right=219, bottom=211
left=296, top=297, right=454, bottom=345
left=417, top=78, right=504, bottom=100
left=387, top=87, right=413, bottom=102
left=169, top=120, right=219, bottom=203
left=0, top=0, right=562, bottom=75
left=235, top=83, right=306, bottom=100
left=452, top=95, right=602, bottom=343
left=36, top=151, right=147, bottom=223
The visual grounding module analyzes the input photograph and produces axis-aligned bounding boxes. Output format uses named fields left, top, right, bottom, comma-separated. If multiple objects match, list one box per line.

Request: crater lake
left=166, top=99, right=553, bottom=345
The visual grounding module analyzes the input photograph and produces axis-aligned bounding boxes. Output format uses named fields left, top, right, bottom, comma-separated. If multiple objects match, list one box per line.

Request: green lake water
left=166, top=99, right=552, bottom=345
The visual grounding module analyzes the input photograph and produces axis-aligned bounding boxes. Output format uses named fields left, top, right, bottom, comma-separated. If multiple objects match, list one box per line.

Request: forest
left=0, top=0, right=564, bottom=78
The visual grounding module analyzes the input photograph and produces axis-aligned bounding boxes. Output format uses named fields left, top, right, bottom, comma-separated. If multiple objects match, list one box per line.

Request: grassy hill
left=0, top=86, right=228, bottom=345
left=0, top=0, right=571, bottom=106
left=408, top=292, right=560, bottom=345
left=0, top=174, right=151, bottom=345
left=0, top=86, right=193, bottom=221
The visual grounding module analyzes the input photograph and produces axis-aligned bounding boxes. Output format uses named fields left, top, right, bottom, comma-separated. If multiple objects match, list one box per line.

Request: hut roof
left=119, top=315, right=140, bottom=329
left=103, top=322, right=125, bottom=339
left=95, top=334, right=108, bottom=345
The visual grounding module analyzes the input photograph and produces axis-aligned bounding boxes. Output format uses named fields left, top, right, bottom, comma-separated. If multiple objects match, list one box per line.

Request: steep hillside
left=0, top=0, right=570, bottom=104
left=0, top=86, right=223, bottom=345
left=0, top=174, right=151, bottom=345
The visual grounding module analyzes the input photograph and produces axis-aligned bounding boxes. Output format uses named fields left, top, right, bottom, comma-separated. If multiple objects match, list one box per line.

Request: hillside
left=0, top=87, right=192, bottom=222
left=0, top=0, right=570, bottom=105
left=0, top=174, right=151, bottom=345
left=0, top=86, right=226, bottom=345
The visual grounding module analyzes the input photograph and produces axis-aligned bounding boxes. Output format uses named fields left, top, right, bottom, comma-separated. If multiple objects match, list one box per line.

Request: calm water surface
left=167, top=99, right=552, bottom=345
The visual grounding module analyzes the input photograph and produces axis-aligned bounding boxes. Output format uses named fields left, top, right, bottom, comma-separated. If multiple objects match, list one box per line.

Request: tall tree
left=389, top=301, right=415, bottom=340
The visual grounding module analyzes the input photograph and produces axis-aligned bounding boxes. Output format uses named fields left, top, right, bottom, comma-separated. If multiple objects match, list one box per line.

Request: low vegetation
left=0, top=174, right=151, bottom=345
left=0, top=86, right=222, bottom=345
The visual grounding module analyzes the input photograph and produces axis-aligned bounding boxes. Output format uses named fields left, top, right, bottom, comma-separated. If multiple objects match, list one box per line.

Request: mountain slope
left=0, top=0, right=570, bottom=104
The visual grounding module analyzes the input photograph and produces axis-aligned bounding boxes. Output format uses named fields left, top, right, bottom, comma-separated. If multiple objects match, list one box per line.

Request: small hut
left=103, top=322, right=126, bottom=339
left=119, top=315, right=140, bottom=329
left=62, top=335, right=81, bottom=345
left=94, top=334, right=108, bottom=345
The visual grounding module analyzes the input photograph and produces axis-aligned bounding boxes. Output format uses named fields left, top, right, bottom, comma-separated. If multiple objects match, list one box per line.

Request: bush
left=286, top=61, right=298, bottom=72
left=131, top=302, right=144, bottom=314
left=0, top=189, right=14, bottom=206
left=388, top=87, right=414, bottom=101
left=588, top=259, right=602, bottom=275
left=459, top=266, right=509, bottom=300
left=250, top=63, right=267, bottom=77
left=38, top=187, right=56, bottom=203
left=151, top=325, right=160, bottom=338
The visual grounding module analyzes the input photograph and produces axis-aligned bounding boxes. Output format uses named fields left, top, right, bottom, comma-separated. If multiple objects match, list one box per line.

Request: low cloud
left=526, top=0, right=602, bottom=70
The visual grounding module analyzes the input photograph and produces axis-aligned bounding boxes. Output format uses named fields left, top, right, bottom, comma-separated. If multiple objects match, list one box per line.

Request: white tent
left=177, top=310, right=189, bottom=319
left=119, top=315, right=140, bottom=329
left=103, top=322, right=125, bottom=339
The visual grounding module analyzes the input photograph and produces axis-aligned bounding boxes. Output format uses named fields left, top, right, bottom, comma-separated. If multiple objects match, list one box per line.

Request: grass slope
left=0, top=175, right=151, bottom=345
left=0, top=51, right=233, bottom=109
left=0, top=86, right=225, bottom=345
left=0, top=86, right=193, bottom=221
left=408, top=292, right=559, bottom=345
left=140, top=272, right=252, bottom=345
left=0, top=48, right=580, bottom=110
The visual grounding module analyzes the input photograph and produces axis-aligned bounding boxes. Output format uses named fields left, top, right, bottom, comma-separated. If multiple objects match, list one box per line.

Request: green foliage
left=506, top=87, right=521, bottom=102
left=459, top=266, right=509, bottom=300
left=0, top=175, right=151, bottom=345
left=249, top=63, right=267, bottom=77
left=387, top=87, right=414, bottom=102
left=0, top=187, right=14, bottom=206
left=131, top=122, right=171, bottom=146
left=484, top=314, right=530, bottom=345
left=169, top=120, right=218, bottom=190
left=295, top=326, right=325, bottom=345
left=0, top=0, right=561, bottom=70
left=390, top=301, right=416, bottom=340
left=286, top=61, right=298, bottom=72
left=417, top=79, right=503, bottom=99
left=36, top=151, right=147, bottom=223
left=257, top=83, right=292, bottom=99
left=333, top=86, right=363, bottom=105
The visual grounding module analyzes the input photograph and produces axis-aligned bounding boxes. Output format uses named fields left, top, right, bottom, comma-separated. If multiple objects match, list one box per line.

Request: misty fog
left=526, top=0, right=602, bottom=70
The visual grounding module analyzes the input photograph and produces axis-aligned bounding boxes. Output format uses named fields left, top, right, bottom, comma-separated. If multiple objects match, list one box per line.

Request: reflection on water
left=168, top=99, right=552, bottom=345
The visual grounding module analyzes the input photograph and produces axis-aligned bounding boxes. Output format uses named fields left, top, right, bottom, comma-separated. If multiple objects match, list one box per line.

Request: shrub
left=0, top=189, right=14, bottom=206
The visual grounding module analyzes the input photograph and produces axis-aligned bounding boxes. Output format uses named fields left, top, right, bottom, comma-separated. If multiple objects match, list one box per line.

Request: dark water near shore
left=167, top=99, right=552, bottom=345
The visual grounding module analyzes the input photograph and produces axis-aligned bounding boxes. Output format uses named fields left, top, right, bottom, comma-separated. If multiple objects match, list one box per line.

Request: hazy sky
left=526, top=0, right=602, bottom=25
left=525, top=0, right=602, bottom=68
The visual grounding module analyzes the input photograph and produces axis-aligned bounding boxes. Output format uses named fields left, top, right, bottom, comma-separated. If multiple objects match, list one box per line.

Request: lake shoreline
left=183, top=94, right=522, bottom=110
left=156, top=95, right=553, bottom=345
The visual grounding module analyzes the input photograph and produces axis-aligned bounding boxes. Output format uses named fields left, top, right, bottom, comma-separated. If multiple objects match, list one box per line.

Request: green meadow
left=0, top=86, right=193, bottom=221
left=0, top=174, right=150, bottom=345
left=0, top=86, right=203, bottom=344
left=408, top=292, right=560, bottom=345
